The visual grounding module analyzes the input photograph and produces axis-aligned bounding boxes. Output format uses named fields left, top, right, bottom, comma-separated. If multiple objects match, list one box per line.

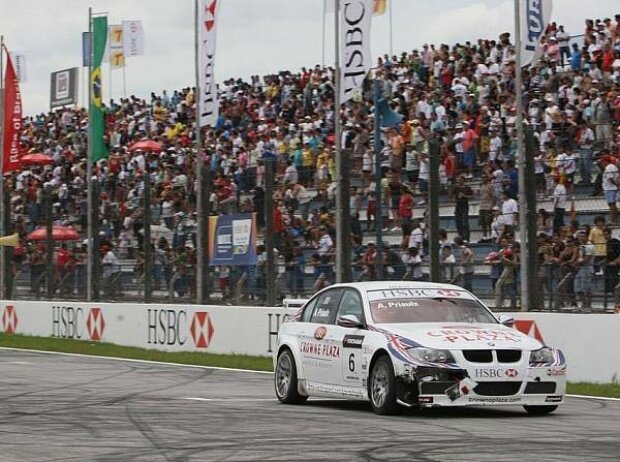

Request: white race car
left=274, top=282, right=566, bottom=415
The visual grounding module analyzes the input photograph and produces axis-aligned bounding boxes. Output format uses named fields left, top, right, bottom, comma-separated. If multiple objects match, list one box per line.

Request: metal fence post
left=92, top=180, right=100, bottom=301
left=3, top=184, right=12, bottom=299
left=428, top=138, right=441, bottom=282
left=45, top=186, right=54, bottom=299
left=265, top=157, right=276, bottom=306
left=524, top=127, right=539, bottom=310
left=143, top=170, right=152, bottom=303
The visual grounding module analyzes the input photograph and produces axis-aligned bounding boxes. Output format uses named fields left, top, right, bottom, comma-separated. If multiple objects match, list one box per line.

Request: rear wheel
left=369, top=355, right=399, bottom=415
left=275, top=349, right=307, bottom=404
left=523, top=405, right=558, bottom=415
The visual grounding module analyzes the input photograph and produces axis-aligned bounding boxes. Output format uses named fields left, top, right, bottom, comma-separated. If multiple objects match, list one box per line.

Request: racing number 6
left=348, top=353, right=355, bottom=372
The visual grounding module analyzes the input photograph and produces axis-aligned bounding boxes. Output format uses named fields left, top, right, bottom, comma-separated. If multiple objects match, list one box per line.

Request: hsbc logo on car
left=475, top=368, right=519, bottom=379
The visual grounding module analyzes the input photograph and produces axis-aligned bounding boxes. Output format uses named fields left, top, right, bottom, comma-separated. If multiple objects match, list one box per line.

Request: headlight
left=530, top=347, right=554, bottom=364
left=407, top=347, right=456, bottom=364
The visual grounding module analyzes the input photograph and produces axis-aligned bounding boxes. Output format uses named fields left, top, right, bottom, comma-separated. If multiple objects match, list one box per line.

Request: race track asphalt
left=0, top=349, right=618, bottom=462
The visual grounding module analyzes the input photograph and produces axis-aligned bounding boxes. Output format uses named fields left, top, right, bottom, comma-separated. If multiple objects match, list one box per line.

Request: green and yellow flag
left=90, top=16, right=108, bottom=161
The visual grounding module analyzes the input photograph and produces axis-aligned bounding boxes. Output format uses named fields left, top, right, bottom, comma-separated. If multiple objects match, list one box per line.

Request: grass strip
left=0, top=333, right=273, bottom=372
left=567, top=382, right=620, bottom=399
left=2, top=334, right=620, bottom=398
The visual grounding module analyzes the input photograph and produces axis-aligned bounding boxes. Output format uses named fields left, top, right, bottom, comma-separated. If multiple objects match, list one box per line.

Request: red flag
left=2, top=45, right=23, bottom=173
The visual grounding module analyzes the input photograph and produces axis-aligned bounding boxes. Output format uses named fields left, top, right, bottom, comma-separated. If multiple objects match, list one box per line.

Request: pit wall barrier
left=0, top=301, right=618, bottom=383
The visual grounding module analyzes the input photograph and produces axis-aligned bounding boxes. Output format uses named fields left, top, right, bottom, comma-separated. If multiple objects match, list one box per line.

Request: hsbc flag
left=520, top=0, right=553, bottom=67
left=2, top=45, right=23, bottom=173
left=198, top=0, right=220, bottom=127
left=340, top=0, right=373, bottom=105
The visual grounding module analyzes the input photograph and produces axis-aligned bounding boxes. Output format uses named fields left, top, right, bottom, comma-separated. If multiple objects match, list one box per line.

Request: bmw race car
left=274, top=282, right=566, bottom=415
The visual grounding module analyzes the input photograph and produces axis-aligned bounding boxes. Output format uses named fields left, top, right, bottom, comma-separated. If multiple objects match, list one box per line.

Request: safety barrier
left=0, top=300, right=618, bottom=383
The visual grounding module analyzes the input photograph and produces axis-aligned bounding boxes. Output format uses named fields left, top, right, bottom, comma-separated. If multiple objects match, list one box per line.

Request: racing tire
left=369, top=355, right=399, bottom=415
left=275, top=349, right=307, bottom=405
left=523, top=405, right=558, bottom=415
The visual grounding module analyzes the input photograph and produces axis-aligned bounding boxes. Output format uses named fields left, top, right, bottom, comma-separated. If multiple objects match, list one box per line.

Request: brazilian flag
left=90, top=16, right=108, bottom=161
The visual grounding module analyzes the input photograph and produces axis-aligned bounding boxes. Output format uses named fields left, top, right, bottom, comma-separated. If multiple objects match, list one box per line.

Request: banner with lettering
left=50, top=67, right=79, bottom=109
left=339, top=0, right=373, bottom=105
left=108, top=25, right=125, bottom=69
left=10, top=53, right=27, bottom=83
left=2, top=45, right=23, bottom=173
left=122, top=21, right=145, bottom=56
left=520, top=0, right=553, bottom=67
left=198, top=0, right=220, bottom=127
left=208, top=213, right=257, bottom=266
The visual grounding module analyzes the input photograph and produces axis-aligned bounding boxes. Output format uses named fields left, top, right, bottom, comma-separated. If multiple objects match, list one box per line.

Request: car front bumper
left=395, top=363, right=567, bottom=408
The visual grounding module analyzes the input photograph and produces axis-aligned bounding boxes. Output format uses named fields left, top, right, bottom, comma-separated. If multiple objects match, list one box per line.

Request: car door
left=299, top=288, right=344, bottom=387
left=334, top=289, right=367, bottom=390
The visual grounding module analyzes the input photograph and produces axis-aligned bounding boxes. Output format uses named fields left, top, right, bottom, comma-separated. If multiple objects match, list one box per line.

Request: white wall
left=1, top=300, right=618, bottom=383
left=0, top=300, right=294, bottom=357
left=513, top=312, right=620, bottom=384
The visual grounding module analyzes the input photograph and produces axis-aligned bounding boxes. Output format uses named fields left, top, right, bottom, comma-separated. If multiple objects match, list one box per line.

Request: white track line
left=567, top=394, right=620, bottom=402
left=1, top=347, right=619, bottom=403
left=185, top=397, right=276, bottom=402
left=0, top=347, right=272, bottom=375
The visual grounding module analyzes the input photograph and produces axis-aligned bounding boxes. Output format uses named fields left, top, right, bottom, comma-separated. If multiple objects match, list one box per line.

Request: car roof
left=325, top=281, right=469, bottom=292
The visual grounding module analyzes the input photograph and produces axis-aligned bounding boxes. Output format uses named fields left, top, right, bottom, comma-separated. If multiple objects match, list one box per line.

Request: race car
left=274, top=282, right=566, bottom=415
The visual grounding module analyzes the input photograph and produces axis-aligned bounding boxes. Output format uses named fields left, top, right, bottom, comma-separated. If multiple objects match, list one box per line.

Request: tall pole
left=334, top=0, right=345, bottom=282
left=122, top=65, right=127, bottom=98
left=195, top=0, right=206, bottom=304
left=514, top=0, right=529, bottom=311
left=389, top=0, right=394, bottom=57
left=322, top=0, right=326, bottom=67
left=0, top=35, right=5, bottom=299
left=86, top=8, right=94, bottom=302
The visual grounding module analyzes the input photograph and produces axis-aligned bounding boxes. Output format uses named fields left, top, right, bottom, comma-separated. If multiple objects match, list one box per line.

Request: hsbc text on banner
left=340, top=0, right=373, bottom=105
left=50, top=68, right=79, bottom=109
left=520, top=0, right=553, bottom=67
left=198, top=0, right=220, bottom=127
left=208, top=213, right=257, bottom=266
left=122, top=20, right=145, bottom=57
left=2, top=47, right=23, bottom=173
left=10, top=53, right=27, bottom=83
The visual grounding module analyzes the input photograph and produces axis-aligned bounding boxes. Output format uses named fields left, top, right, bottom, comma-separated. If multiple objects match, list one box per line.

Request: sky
left=0, top=0, right=618, bottom=115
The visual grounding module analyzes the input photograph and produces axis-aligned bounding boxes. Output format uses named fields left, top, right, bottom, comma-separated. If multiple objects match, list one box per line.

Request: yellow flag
left=374, top=0, right=387, bottom=15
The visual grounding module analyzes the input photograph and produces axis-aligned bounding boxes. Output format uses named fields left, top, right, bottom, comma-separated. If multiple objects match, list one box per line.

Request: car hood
left=374, top=322, right=543, bottom=351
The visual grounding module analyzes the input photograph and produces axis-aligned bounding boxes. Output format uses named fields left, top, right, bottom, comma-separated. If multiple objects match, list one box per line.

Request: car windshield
left=367, top=288, right=497, bottom=324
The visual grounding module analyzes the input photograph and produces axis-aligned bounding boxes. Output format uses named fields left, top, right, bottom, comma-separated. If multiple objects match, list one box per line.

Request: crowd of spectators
left=6, top=15, right=620, bottom=306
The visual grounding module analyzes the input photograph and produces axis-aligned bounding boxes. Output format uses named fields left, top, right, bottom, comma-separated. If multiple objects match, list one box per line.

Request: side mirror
left=337, top=314, right=364, bottom=328
left=498, top=313, right=515, bottom=327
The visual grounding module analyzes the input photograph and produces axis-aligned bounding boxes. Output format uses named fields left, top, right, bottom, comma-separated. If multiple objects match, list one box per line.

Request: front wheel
left=369, top=356, right=399, bottom=415
left=275, top=349, right=307, bottom=404
left=523, top=405, right=558, bottom=415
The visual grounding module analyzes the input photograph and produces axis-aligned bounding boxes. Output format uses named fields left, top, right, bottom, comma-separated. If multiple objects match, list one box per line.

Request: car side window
left=301, top=298, right=318, bottom=323
left=336, top=289, right=365, bottom=324
left=310, top=289, right=343, bottom=324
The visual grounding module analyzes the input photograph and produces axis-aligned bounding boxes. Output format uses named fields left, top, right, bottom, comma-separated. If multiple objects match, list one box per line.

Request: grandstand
left=5, top=15, right=620, bottom=311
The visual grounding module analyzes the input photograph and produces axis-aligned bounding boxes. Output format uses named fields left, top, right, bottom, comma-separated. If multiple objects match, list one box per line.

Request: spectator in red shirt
left=399, top=186, right=414, bottom=236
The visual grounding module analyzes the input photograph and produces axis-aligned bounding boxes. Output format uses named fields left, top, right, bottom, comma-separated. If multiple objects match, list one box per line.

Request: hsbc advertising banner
left=1, top=301, right=619, bottom=382
left=0, top=301, right=294, bottom=356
